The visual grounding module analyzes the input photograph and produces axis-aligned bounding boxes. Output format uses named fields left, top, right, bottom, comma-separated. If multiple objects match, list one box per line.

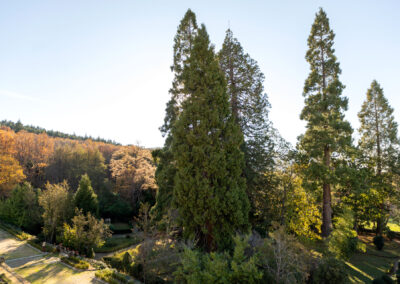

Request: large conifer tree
left=172, top=25, right=249, bottom=251
left=298, top=8, right=352, bottom=237
left=358, top=80, right=400, bottom=234
left=151, top=10, right=198, bottom=223
left=218, top=30, right=274, bottom=229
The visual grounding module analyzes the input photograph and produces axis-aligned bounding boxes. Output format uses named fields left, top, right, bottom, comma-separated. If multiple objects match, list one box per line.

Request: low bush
left=61, top=256, right=90, bottom=270
left=95, top=269, right=135, bottom=284
left=373, top=235, right=385, bottom=250
left=328, top=208, right=365, bottom=259
left=309, top=257, right=349, bottom=284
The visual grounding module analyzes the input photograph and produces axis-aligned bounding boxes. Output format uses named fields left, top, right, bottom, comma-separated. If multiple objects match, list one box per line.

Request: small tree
left=74, top=174, right=99, bottom=216
left=62, top=209, right=111, bottom=256
left=39, top=181, right=71, bottom=242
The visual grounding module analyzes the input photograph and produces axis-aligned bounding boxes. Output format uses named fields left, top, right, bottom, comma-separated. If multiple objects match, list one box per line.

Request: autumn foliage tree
left=110, top=146, right=157, bottom=213
left=14, top=131, right=54, bottom=187
left=0, top=128, right=25, bottom=196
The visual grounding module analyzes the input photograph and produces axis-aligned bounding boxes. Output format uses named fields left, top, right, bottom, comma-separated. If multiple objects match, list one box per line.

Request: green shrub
left=95, top=269, right=119, bottom=284
left=112, top=271, right=128, bottom=283
left=61, top=256, right=90, bottom=270
left=328, top=209, right=364, bottom=259
left=373, top=235, right=385, bottom=250
left=175, top=235, right=263, bottom=283
left=122, top=252, right=132, bottom=273
left=309, top=257, right=349, bottom=284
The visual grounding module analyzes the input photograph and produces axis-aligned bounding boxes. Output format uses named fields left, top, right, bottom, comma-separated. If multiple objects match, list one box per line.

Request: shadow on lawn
left=22, top=262, right=80, bottom=283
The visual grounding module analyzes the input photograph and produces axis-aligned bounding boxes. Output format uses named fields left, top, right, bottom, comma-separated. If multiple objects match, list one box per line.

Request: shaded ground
left=0, top=229, right=41, bottom=261
left=346, top=234, right=400, bottom=283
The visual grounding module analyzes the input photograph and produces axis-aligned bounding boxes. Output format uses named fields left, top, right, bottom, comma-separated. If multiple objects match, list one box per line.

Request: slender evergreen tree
left=74, top=174, right=99, bottom=216
left=172, top=25, right=249, bottom=251
left=358, top=80, right=400, bottom=234
left=298, top=8, right=352, bottom=237
left=151, top=9, right=198, bottom=223
left=218, top=29, right=274, bottom=229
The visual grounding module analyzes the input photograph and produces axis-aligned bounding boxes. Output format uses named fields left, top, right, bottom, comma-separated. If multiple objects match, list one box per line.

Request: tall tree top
left=358, top=80, right=399, bottom=170
left=300, top=7, right=352, bottom=156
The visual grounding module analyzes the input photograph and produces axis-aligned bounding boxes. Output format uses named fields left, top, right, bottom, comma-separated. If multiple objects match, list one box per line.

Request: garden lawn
left=15, top=259, right=101, bottom=284
left=95, top=234, right=142, bottom=253
left=346, top=234, right=400, bottom=283
left=0, top=229, right=41, bottom=260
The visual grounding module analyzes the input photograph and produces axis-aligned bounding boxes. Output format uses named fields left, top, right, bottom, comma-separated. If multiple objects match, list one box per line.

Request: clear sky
left=1, top=1, right=399, bottom=147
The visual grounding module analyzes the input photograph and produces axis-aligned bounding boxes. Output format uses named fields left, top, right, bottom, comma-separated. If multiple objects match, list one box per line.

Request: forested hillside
left=1, top=7, right=399, bottom=284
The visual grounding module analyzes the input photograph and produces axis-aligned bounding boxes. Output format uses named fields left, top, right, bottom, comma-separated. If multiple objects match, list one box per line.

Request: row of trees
left=0, top=126, right=157, bottom=222
left=151, top=7, right=400, bottom=256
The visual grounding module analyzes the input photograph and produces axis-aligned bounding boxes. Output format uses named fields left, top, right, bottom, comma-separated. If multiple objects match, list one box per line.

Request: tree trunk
left=322, top=146, right=332, bottom=237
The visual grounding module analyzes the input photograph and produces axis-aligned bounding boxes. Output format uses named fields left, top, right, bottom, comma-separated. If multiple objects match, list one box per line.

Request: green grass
left=0, top=229, right=41, bottom=260
left=364, top=219, right=400, bottom=233
left=15, top=260, right=101, bottom=284
left=345, top=234, right=399, bottom=283
left=95, top=235, right=142, bottom=253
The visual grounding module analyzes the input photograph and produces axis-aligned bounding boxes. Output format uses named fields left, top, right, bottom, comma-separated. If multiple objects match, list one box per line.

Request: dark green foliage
left=218, top=29, right=275, bottom=229
left=150, top=9, right=198, bottom=225
left=358, top=80, right=400, bottom=234
left=0, top=182, right=42, bottom=234
left=122, top=252, right=132, bottom=273
left=309, top=257, right=349, bottom=284
left=372, top=275, right=394, bottom=284
left=74, top=174, right=99, bottom=216
left=172, top=25, right=249, bottom=251
left=298, top=8, right=352, bottom=237
left=175, top=235, right=262, bottom=283
left=129, top=263, right=143, bottom=279
left=373, top=235, right=385, bottom=250
left=99, top=189, right=133, bottom=220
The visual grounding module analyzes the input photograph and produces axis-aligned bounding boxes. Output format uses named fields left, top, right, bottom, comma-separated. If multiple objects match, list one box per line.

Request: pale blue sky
left=1, top=1, right=399, bottom=147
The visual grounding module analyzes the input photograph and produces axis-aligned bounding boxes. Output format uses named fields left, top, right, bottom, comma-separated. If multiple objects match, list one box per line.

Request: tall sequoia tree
left=298, top=8, right=352, bottom=237
left=151, top=9, right=198, bottom=223
left=358, top=80, right=400, bottom=235
left=172, top=25, right=249, bottom=251
left=218, top=29, right=274, bottom=229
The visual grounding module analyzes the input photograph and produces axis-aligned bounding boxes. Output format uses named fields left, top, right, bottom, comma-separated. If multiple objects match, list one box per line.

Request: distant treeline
left=0, top=120, right=120, bottom=145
